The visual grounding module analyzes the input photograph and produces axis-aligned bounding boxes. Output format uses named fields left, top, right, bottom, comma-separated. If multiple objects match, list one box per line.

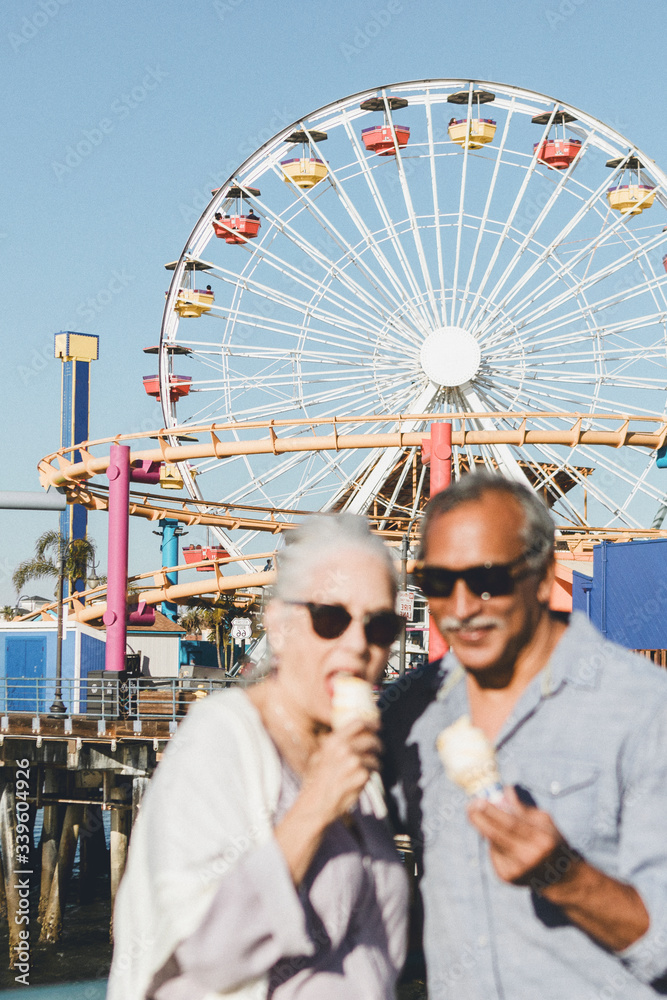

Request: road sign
left=230, top=617, right=252, bottom=641
left=396, top=591, right=414, bottom=620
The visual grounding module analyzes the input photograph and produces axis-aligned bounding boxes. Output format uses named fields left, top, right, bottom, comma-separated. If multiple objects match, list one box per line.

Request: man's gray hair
left=418, top=472, right=555, bottom=571
left=274, top=513, right=397, bottom=602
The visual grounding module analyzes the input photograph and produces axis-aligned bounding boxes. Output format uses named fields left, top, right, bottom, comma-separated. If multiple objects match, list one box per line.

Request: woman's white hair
left=273, top=513, right=397, bottom=602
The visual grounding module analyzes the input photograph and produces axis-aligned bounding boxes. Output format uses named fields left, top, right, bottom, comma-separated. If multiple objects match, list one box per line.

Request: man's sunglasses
left=285, top=601, right=404, bottom=646
left=413, top=552, right=535, bottom=601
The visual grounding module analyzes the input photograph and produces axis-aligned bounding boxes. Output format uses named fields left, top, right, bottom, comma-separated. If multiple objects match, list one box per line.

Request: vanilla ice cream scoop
left=436, top=715, right=504, bottom=803
left=331, top=674, right=386, bottom=818
left=331, top=674, right=380, bottom=729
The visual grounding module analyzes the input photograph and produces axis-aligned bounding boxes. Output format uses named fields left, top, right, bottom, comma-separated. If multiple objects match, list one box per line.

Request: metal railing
left=0, top=675, right=239, bottom=723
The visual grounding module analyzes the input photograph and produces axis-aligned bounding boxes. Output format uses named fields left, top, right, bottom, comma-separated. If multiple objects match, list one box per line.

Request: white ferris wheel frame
left=157, top=78, right=667, bottom=567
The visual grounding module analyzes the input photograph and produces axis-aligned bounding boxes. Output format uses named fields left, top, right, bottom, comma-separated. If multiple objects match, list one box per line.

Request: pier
left=0, top=676, right=232, bottom=967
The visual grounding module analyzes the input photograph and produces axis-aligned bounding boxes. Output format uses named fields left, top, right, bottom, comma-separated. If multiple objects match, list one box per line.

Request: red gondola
left=534, top=138, right=581, bottom=170
left=182, top=544, right=229, bottom=572
left=359, top=95, right=410, bottom=157
left=213, top=214, right=261, bottom=243
left=211, top=185, right=262, bottom=244
left=142, top=374, right=192, bottom=403
left=361, top=124, right=410, bottom=156
left=532, top=110, right=581, bottom=170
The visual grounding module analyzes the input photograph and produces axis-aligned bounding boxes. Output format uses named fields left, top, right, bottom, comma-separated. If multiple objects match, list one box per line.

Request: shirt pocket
left=518, top=758, right=600, bottom=849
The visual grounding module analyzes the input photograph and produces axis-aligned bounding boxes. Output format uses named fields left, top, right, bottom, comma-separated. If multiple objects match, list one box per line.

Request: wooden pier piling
left=0, top=779, right=23, bottom=968
left=38, top=769, right=60, bottom=924
left=109, top=785, right=130, bottom=938
left=39, top=803, right=83, bottom=944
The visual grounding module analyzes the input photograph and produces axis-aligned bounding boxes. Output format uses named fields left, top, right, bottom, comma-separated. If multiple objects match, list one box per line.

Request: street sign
left=230, top=617, right=252, bottom=641
left=396, top=591, right=414, bottom=620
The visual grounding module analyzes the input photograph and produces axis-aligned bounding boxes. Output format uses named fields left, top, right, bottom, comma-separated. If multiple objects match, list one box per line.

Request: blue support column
left=159, top=518, right=181, bottom=622
left=55, top=333, right=99, bottom=597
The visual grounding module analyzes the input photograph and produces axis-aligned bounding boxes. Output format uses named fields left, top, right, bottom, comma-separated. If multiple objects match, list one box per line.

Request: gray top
left=382, top=612, right=667, bottom=999
left=152, top=749, right=408, bottom=999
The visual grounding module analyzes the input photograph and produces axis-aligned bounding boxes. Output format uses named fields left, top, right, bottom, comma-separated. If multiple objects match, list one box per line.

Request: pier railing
left=0, top=675, right=238, bottom=723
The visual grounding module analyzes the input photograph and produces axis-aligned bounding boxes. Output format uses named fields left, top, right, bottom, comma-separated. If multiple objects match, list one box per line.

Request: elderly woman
left=108, top=514, right=408, bottom=1000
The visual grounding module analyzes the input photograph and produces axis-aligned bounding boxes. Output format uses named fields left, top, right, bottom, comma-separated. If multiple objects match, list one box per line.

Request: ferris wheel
left=155, top=78, right=667, bottom=559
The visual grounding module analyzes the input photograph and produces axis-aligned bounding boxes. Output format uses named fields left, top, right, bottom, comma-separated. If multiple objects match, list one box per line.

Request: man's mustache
left=437, top=614, right=503, bottom=633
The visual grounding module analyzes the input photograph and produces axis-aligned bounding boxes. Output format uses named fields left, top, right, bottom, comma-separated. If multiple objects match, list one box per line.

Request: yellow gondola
left=607, top=184, right=656, bottom=216
left=159, top=463, right=184, bottom=490
left=174, top=288, right=214, bottom=318
left=280, top=157, right=328, bottom=190
left=448, top=117, right=496, bottom=150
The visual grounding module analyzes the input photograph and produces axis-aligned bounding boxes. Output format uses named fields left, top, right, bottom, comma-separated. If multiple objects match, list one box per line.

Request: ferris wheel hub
left=419, top=327, right=481, bottom=387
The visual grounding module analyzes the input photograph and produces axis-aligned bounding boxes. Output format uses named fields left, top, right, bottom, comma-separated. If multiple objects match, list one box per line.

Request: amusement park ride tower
left=54, top=331, right=99, bottom=596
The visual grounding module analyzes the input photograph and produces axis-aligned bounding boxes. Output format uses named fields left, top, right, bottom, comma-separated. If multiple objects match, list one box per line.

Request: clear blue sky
left=1, top=0, right=666, bottom=606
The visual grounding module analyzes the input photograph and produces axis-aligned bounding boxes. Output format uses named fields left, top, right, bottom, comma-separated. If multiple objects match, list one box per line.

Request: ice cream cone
left=331, top=674, right=380, bottom=730
left=436, top=715, right=504, bottom=804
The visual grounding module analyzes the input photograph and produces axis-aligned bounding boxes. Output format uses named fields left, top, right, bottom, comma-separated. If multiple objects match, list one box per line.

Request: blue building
left=0, top=619, right=105, bottom=713
left=572, top=538, right=667, bottom=650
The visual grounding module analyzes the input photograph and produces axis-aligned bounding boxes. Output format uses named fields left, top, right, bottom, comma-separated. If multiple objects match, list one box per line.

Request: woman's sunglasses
left=413, top=552, right=534, bottom=601
left=285, top=601, right=404, bottom=646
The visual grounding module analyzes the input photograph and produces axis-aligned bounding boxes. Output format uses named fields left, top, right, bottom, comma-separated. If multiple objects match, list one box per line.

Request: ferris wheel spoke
left=288, top=124, right=428, bottom=334
left=489, top=307, right=667, bottom=355
left=456, top=97, right=517, bottom=326
left=475, top=131, right=599, bottom=326
left=292, top=119, right=431, bottom=337
left=425, top=92, right=447, bottom=324
left=576, top=443, right=663, bottom=503
left=487, top=361, right=667, bottom=389
left=327, top=382, right=441, bottom=514
left=472, top=171, right=623, bottom=334
left=461, top=107, right=561, bottom=329
left=489, top=195, right=667, bottom=333
left=479, top=372, right=659, bottom=418
left=237, top=183, right=418, bottom=333
left=376, top=447, right=419, bottom=528
left=202, top=260, right=389, bottom=343
left=212, top=237, right=407, bottom=339
left=217, top=308, right=412, bottom=356
left=481, top=275, right=667, bottom=354
left=517, top=441, right=590, bottom=525
left=458, top=385, right=532, bottom=485
left=500, top=247, right=667, bottom=343
left=339, top=111, right=433, bottom=331
left=451, top=83, right=477, bottom=322
left=491, top=340, right=667, bottom=365
left=538, top=441, right=653, bottom=528
left=382, top=95, right=441, bottom=328
left=239, top=174, right=410, bottom=323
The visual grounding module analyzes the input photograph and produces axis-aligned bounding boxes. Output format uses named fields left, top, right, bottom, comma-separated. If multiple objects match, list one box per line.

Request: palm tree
left=178, top=606, right=208, bottom=639
left=13, top=531, right=98, bottom=596
left=1, top=606, right=15, bottom=621
left=201, top=604, right=228, bottom=672
left=178, top=598, right=239, bottom=672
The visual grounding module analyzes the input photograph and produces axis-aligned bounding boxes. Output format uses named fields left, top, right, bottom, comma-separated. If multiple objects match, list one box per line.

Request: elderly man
left=382, top=473, right=667, bottom=999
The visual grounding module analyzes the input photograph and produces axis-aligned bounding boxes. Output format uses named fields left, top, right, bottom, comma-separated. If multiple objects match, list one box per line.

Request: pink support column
left=103, top=444, right=130, bottom=672
left=428, top=422, right=452, bottom=663
left=430, top=421, right=452, bottom=495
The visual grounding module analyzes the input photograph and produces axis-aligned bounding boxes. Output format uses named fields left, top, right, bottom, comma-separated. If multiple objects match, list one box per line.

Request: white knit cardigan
left=107, top=689, right=288, bottom=1000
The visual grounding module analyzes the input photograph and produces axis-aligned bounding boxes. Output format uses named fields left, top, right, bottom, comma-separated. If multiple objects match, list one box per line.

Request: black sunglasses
left=413, top=552, right=534, bottom=601
left=285, top=601, right=404, bottom=646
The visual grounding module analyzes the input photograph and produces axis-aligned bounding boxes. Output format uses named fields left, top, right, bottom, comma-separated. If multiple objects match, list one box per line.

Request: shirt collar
left=543, top=611, right=604, bottom=693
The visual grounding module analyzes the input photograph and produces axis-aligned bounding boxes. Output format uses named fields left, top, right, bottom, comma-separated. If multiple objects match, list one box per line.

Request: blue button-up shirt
left=382, top=613, right=667, bottom=998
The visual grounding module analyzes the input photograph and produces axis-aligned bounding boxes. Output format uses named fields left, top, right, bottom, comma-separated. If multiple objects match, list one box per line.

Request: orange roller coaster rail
left=38, top=411, right=667, bottom=492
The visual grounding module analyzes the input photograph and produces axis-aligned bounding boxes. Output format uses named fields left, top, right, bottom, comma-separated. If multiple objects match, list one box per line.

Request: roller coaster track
left=29, top=411, right=667, bottom=621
